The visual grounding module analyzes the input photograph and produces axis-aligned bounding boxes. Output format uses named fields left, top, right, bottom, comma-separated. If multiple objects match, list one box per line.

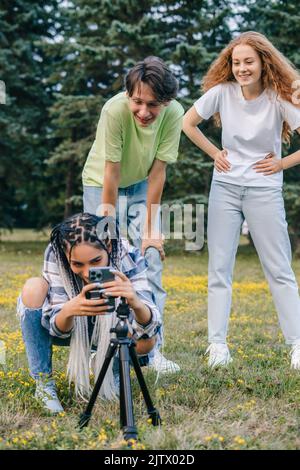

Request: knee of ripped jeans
left=20, top=277, right=48, bottom=309
left=16, top=295, right=43, bottom=322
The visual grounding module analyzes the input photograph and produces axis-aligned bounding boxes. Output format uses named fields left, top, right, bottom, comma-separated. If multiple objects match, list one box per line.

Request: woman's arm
left=183, top=107, right=231, bottom=172
left=102, top=271, right=152, bottom=326
left=183, top=107, right=219, bottom=158
left=282, top=127, right=300, bottom=169
left=54, top=283, right=113, bottom=333
left=130, top=299, right=152, bottom=326
left=254, top=127, right=300, bottom=175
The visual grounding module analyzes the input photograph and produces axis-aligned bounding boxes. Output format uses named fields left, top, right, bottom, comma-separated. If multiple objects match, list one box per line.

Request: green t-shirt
left=82, top=92, right=184, bottom=188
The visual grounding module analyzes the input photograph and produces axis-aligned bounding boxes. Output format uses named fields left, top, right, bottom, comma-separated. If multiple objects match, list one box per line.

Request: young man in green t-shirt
left=82, top=57, right=184, bottom=373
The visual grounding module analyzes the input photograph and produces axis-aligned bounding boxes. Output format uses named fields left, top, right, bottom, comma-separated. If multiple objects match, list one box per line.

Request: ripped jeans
left=17, top=295, right=70, bottom=379
left=17, top=296, right=146, bottom=380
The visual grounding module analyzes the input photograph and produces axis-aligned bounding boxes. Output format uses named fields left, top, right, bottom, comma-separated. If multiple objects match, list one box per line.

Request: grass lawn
left=1, top=232, right=300, bottom=450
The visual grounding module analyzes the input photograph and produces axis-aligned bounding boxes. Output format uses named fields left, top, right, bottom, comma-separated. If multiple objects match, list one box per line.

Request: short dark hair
left=125, top=56, right=178, bottom=103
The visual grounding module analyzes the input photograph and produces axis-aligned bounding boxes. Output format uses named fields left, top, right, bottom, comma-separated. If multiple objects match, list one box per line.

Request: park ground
left=0, top=230, right=300, bottom=450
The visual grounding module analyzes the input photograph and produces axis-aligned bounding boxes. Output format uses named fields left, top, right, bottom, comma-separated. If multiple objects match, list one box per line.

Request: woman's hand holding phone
left=63, top=283, right=111, bottom=318
left=101, top=271, right=143, bottom=311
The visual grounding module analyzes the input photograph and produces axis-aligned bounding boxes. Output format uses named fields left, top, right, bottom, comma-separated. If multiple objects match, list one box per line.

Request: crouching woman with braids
left=17, top=212, right=161, bottom=413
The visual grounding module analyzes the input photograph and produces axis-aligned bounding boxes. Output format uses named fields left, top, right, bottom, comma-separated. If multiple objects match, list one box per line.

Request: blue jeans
left=83, top=180, right=167, bottom=348
left=207, top=181, right=300, bottom=345
left=18, top=296, right=121, bottom=380
left=17, top=296, right=69, bottom=379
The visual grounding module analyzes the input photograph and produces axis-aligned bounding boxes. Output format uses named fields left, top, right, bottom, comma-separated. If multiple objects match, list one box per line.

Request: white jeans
left=207, top=180, right=300, bottom=345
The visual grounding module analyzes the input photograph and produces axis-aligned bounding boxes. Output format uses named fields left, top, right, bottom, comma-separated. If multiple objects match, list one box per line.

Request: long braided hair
left=49, top=212, right=122, bottom=400
left=50, top=212, right=121, bottom=294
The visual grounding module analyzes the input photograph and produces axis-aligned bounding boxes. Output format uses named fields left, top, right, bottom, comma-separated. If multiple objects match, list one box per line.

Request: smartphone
left=85, top=267, right=115, bottom=312
left=88, top=267, right=115, bottom=284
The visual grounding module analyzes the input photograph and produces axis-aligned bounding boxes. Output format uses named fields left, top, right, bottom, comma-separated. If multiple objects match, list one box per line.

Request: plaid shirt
left=42, top=239, right=162, bottom=340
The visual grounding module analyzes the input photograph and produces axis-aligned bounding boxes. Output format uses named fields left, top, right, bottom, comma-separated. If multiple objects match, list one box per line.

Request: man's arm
left=142, top=104, right=184, bottom=258
left=100, top=161, right=121, bottom=216
left=142, top=158, right=166, bottom=258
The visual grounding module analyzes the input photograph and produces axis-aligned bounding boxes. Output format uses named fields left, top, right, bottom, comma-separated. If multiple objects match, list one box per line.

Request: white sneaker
left=35, top=379, right=64, bottom=414
left=150, top=349, right=180, bottom=374
left=290, top=344, right=300, bottom=369
left=205, top=343, right=233, bottom=368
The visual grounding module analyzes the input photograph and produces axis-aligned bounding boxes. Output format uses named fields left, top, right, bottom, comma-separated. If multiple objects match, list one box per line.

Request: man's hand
left=253, top=153, right=283, bottom=175
left=141, top=234, right=165, bottom=261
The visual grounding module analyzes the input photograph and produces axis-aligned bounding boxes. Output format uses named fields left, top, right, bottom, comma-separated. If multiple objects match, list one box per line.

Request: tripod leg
left=119, top=348, right=125, bottom=429
left=129, top=345, right=162, bottom=426
left=78, top=341, right=118, bottom=429
left=119, top=343, right=138, bottom=441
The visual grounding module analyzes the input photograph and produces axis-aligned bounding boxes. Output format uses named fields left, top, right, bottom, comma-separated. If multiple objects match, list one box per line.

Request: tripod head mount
left=79, top=298, right=161, bottom=440
left=116, top=296, right=131, bottom=320
left=110, top=297, right=131, bottom=339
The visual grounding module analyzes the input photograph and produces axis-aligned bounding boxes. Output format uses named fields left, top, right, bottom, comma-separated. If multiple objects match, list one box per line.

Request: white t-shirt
left=194, top=82, right=300, bottom=187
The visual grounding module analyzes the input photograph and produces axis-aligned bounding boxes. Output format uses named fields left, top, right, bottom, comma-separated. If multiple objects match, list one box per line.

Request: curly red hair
left=202, top=31, right=300, bottom=143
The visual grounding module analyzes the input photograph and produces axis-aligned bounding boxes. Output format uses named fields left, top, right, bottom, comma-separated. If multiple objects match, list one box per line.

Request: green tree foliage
left=1, top=0, right=300, bottom=238
left=0, top=0, right=60, bottom=228
left=44, top=0, right=165, bottom=222
left=44, top=0, right=233, bottom=223
left=150, top=0, right=233, bottom=205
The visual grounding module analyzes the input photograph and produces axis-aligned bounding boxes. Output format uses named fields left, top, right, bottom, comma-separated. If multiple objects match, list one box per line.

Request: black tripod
left=78, top=297, right=161, bottom=441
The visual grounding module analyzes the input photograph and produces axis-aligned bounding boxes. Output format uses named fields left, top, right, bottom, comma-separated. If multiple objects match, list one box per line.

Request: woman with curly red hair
left=183, top=31, right=300, bottom=368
